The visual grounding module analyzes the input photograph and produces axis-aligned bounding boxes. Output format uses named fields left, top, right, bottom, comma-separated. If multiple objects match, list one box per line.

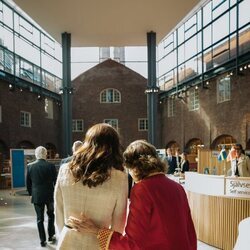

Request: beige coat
left=55, top=164, right=128, bottom=250
left=232, top=154, right=250, bottom=177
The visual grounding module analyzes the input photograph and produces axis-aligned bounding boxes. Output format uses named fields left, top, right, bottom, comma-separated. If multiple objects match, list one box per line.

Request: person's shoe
left=40, top=241, right=47, bottom=247
left=48, top=235, right=56, bottom=244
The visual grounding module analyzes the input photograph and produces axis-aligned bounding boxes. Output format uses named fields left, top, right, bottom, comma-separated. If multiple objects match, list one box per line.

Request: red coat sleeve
left=109, top=184, right=151, bottom=250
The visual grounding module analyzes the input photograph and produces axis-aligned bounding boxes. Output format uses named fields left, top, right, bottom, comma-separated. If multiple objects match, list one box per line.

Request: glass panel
left=212, top=0, right=228, bottom=20
left=203, top=25, right=212, bottom=49
left=197, top=10, right=202, bottom=31
left=17, top=17, right=40, bottom=46
left=203, top=2, right=212, bottom=26
left=4, top=50, right=14, bottom=74
left=41, top=34, right=55, bottom=57
left=197, top=53, right=203, bottom=75
left=212, top=13, right=229, bottom=44
left=203, top=48, right=212, bottom=71
left=185, top=36, right=197, bottom=60
left=212, top=38, right=229, bottom=67
left=0, top=26, right=13, bottom=51
left=239, top=0, right=250, bottom=28
left=230, top=7, right=236, bottom=33
left=239, top=26, right=250, bottom=55
left=185, top=57, right=198, bottom=81
left=15, top=37, right=40, bottom=65
left=197, top=32, right=202, bottom=53
left=2, top=3, right=13, bottom=28
left=230, top=0, right=236, bottom=6
left=178, top=44, right=185, bottom=64
left=41, top=53, right=61, bottom=77
left=185, top=14, right=197, bottom=39
left=178, top=25, right=184, bottom=45
left=229, top=34, right=237, bottom=58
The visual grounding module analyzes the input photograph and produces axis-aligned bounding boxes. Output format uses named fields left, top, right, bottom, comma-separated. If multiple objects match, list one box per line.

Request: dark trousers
left=34, top=202, right=55, bottom=243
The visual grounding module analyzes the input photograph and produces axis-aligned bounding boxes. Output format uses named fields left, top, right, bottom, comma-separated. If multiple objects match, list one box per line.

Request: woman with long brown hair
left=54, top=123, right=128, bottom=249
left=68, top=140, right=197, bottom=250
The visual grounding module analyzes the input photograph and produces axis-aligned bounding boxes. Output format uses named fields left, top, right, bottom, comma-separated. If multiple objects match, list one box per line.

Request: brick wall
left=71, top=59, right=148, bottom=148
left=159, top=69, right=250, bottom=150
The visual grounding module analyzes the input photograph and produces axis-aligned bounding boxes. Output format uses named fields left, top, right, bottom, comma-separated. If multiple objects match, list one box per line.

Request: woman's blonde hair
left=123, top=140, right=167, bottom=180
left=70, top=123, right=123, bottom=187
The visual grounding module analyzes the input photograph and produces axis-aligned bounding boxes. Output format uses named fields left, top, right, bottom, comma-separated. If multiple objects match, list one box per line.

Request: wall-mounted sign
left=225, top=178, right=250, bottom=198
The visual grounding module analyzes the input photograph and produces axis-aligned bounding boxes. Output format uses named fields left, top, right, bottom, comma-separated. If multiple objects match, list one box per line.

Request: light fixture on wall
left=9, top=84, right=14, bottom=91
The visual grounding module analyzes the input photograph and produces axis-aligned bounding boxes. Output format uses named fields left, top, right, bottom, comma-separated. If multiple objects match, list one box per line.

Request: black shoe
left=40, top=241, right=47, bottom=247
left=48, top=235, right=56, bottom=244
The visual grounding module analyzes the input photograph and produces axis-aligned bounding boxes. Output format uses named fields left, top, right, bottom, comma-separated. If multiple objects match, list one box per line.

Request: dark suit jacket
left=166, top=156, right=177, bottom=174
left=26, top=159, right=57, bottom=204
left=181, top=160, right=189, bottom=173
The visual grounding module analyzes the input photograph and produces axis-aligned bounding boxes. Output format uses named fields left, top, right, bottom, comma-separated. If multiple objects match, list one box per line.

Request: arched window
left=100, top=88, right=121, bottom=103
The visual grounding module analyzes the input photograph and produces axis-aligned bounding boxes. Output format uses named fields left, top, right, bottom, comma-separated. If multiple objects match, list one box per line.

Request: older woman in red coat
left=68, top=140, right=197, bottom=250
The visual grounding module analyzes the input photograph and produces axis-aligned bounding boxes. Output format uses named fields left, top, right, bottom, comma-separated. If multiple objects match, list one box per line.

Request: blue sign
left=11, top=149, right=25, bottom=188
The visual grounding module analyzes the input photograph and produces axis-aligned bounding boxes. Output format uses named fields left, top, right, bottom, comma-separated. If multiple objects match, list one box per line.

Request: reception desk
left=185, top=172, right=250, bottom=250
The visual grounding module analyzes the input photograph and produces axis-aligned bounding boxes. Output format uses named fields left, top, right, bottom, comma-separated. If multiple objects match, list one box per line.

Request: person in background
left=68, top=140, right=197, bottom=250
left=233, top=143, right=250, bottom=177
left=165, top=147, right=177, bottom=174
left=175, top=148, right=181, bottom=170
left=26, top=146, right=57, bottom=247
left=54, top=123, right=128, bottom=250
left=60, top=140, right=83, bottom=165
left=180, top=152, right=190, bottom=173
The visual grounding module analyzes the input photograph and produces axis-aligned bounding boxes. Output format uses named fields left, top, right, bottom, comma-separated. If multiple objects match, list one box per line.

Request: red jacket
left=110, top=174, right=197, bottom=250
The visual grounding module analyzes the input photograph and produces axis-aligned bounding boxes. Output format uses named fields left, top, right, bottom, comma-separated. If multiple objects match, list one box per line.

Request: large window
left=20, top=111, right=31, bottom=127
left=158, top=0, right=250, bottom=91
left=217, top=76, right=231, bottom=103
left=188, top=88, right=199, bottom=111
left=100, top=88, right=121, bottom=103
left=167, top=98, right=175, bottom=117
left=138, top=118, right=148, bottom=131
left=104, top=119, right=118, bottom=130
left=45, top=98, right=53, bottom=119
left=72, top=119, right=84, bottom=132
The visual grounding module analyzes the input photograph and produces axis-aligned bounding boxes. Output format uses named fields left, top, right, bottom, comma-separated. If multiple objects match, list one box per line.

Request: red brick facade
left=0, top=80, right=62, bottom=158
left=159, top=69, right=250, bottom=151
left=71, top=59, right=148, bottom=148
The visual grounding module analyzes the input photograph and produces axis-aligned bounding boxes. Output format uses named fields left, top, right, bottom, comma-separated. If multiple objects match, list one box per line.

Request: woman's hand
left=67, top=213, right=100, bottom=235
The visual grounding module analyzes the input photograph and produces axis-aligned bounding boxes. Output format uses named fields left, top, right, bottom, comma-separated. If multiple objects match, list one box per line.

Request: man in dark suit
left=60, top=140, right=83, bottom=165
left=26, top=146, right=57, bottom=247
left=165, top=147, right=177, bottom=174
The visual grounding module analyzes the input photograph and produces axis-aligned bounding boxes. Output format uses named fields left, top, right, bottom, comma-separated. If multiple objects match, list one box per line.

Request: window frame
left=20, top=111, right=31, bottom=127
left=138, top=118, right=148, bottom=131
left=188, top=88, right=200, bottom=111
left=72, top=119, right=84, bottom=132
left=217, top=76, right=231, bottom=103
left=100, top=88, right=121, bottom=103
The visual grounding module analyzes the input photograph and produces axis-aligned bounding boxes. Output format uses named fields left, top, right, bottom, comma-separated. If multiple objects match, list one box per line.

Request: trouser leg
left=34, top=203, right=46, bottom=243
left=46, top=201, right=55, bottom=238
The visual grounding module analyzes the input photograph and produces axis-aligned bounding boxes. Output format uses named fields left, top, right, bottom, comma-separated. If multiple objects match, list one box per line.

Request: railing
left=0, top=45, right=62, bottom=94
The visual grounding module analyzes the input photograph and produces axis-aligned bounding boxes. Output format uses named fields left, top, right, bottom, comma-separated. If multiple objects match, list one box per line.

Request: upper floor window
left=104, top=119, right=118, bottom=130
left=167, top=98, right=175, bottom=117
left=0, top=105, right=2, bottom=123
left=217, top=76, right=231, bottom=103
left=188, top=88, right=199, bottom=111
left=100, top=88, right=121, bottom=103
left=72, top=119, right=84, bottom=132
left=20, top=111, right=31, bottom=127
left=45, top=98, right=53, bottom=119
left=138, top=118, right=148, bottom=131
